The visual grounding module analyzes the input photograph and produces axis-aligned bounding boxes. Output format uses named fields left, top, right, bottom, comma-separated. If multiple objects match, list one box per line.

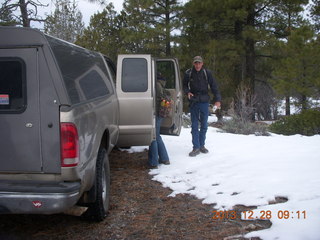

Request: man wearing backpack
left=183, top=56, right=221, bottom=157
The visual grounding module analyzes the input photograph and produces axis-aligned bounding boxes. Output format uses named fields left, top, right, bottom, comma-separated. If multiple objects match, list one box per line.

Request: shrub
left=220, top=83, right=272, bottom=136
left=221, top=115, right=270, bottom=136
left=269, top=109, right=320, bottom=136
left=182, top=113, right=192, bottom=128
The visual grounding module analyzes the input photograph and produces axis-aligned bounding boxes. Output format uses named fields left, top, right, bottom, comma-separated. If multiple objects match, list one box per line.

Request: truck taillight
left=60, top=123, right=79, bottom=167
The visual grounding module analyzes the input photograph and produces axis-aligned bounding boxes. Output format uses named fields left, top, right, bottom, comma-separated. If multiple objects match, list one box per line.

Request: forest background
left=1, top=0, right=320, bottom=121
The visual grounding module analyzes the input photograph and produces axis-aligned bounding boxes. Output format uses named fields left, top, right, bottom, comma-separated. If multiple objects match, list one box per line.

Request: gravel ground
left=0, top=148, right=271, bottom=240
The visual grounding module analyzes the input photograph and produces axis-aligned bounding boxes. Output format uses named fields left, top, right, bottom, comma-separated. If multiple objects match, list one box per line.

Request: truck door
left=0, top=48, right=42, bottom=172
left=156, top=58, right=183, bottom=136
left=116, top=55, right=183, bottom=147
left=116, top=55, right=155, bottom=147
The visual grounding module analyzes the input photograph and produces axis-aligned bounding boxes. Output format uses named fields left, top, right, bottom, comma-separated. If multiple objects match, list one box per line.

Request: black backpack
left=186, top=68, right=208, bottom=83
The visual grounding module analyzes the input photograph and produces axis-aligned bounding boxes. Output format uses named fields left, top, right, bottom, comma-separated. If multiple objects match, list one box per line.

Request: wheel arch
left=77, top=130, right=110, bottom=206
left=100, top=129, right=110, bottom=154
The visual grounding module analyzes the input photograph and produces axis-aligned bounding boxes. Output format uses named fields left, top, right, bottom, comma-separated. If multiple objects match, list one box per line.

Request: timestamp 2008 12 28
left=212, top=210, right=307, bottom=220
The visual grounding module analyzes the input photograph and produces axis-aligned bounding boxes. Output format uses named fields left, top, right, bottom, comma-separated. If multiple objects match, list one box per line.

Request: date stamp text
left=212, top=210, right=307, bottom=220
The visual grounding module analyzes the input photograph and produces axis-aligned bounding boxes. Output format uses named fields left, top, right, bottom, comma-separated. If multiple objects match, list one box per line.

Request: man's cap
left=193, top=56, right=203, bottom=63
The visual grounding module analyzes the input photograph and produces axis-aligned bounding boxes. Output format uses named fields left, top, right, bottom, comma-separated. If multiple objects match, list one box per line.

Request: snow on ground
left=127, top=116, right=320, bottom=240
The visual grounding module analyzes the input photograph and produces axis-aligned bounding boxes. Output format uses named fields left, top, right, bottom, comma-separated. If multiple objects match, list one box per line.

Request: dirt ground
left=0, top=148, right=271, bottom=240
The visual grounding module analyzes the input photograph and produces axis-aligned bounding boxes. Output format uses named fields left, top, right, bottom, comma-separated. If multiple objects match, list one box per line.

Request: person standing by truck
left=183, top=56, right=221, bottom=157
left=148, top=73, right=171, bottom=168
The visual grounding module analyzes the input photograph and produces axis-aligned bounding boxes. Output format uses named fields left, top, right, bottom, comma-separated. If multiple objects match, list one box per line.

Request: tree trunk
left=234, top=20, right=243, bottom=88
left=301, top=94, right=307, bottom=110
left=245, top=4, right=255, bottom=94
left=165, top=0, right=171, bottom=56
left=245, top=4, right=256, bottom=121
left=285, top=96, right=291, bottom=115
left=19, top=0, right=30, bottom=27
left=233, top=20, right=244, bottom=116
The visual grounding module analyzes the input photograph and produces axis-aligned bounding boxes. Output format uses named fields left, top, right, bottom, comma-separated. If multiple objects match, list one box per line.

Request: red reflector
left=60, top=123, right=79, bottom=167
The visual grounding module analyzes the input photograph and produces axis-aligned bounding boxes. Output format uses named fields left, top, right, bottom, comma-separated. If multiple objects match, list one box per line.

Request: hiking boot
left=189, top=148, right=200, bottom=157
left=160, top=160, right=170, bottom=165
left=148, top=165, right=158, bottom=169
left=200, top=146, right=209, bottom=154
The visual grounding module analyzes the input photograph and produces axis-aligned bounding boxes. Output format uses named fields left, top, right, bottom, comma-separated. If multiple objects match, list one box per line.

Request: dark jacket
left=183, top=67, right=221, bottom=103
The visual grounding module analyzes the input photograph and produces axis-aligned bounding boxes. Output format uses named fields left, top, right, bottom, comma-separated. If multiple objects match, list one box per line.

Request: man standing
left=183, top=56, right=221, bottom=157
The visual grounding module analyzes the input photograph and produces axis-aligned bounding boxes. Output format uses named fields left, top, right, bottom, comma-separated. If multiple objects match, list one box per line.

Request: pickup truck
left=0, top=27, right=183, bottom=221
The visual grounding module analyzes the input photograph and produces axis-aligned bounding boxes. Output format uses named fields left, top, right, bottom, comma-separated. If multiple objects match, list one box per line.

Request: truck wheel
left=83, top=147, right=110, bottom=222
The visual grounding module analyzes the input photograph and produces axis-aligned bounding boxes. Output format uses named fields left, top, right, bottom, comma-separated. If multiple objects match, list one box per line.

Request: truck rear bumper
left=0, top=180, right=81, bottom=214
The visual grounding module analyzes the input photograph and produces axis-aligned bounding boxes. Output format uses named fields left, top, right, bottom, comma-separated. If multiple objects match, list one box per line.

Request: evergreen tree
left=147, top=0, right=183, bottom=56
left=0, top=0, right=46, bottom=27
left=267, top=0, right=308, bottom=115
left=180, top=0, right=310, bottom=118
left=272, top=26, right=320, bottom=111
left=310, top=0, right=320, bottom=32
left=0, top=0, right=18, bottom=26
left=119, top=0, right=183, bottom=56
left=76, top=3, right=122, bottom=61
left=119, top=0, right=154, bottom=54
left=181, top=0, right=272, bottom=116
left=44, top=0, right=84, bottom=43
left=268, top=0, right=308, bottom=39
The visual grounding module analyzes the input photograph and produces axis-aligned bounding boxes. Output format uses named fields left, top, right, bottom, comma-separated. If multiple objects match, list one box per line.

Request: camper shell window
left=0, top=58, right=26, bottom=113
left=78, top=69, right=110, bottom=100
left=46, top=36, right=113, bottom=104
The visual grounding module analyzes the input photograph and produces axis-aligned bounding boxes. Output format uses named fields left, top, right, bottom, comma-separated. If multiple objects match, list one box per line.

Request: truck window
left=103, top=56, right=116, bottom=85
left=156, top=60, right=176, bottom=89
left=46, top=36, right=113, bottom=104
left=78, top=70, right=110, bottom=100
left=122, top=58, right=148, bottom=92
left=0, top=58, right=26, bottom=113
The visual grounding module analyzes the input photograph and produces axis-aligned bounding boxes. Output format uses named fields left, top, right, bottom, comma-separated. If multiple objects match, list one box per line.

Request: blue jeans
left=148, top=117, right=169, bottom=166
left=190, top=102, right=209, bottom=149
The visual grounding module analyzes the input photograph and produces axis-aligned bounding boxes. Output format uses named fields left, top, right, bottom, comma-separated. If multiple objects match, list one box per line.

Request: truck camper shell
left=0, top=27, right=119, bottom=218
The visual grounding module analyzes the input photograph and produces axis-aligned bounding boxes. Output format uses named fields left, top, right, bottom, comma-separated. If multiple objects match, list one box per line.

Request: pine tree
left=272, top=26, right=320, bottom=111
left=44, top=0, right=84, bottom=43
left=0, top=0, right=46, bottom=27
left=118, top=0, right=183, bottom=56
left=266, top=0, right=308, bottom=115
left=147, top=0, right=183, bottom=56
left=0, top=0, right=18, bottom=26
left=181, top=0, right=271, bottom=118
left=180, top=0, right=311, bottom=118
left=76, top=3, right=122, bottom=61
left=119, top=0, right=154, bottom=53
left=310, top=0, right=320, bottom=32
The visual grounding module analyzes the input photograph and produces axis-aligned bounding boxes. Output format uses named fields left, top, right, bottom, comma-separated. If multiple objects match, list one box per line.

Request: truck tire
left=83, top=147, right=110, bottom=222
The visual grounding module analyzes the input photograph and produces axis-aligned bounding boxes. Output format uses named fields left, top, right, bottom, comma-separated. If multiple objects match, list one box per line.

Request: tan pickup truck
left=0, top=27, right=183, bottom=221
